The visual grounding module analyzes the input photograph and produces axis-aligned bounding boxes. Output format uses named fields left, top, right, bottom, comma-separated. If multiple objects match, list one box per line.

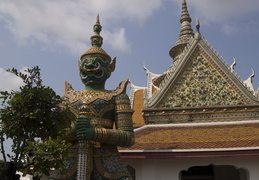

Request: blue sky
left=0, top=0, right=259, bottom=96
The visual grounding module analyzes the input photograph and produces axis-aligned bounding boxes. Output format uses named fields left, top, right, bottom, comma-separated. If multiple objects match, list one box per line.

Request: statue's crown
left=80, top=14, right=111, bottom=62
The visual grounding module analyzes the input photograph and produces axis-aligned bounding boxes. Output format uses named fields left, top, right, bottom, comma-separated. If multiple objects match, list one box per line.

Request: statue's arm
left=93, top=93, right=135, bottom=147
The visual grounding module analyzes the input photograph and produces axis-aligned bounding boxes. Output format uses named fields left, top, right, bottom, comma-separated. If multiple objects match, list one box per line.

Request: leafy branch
left=0, top=66, right=73, bottom=179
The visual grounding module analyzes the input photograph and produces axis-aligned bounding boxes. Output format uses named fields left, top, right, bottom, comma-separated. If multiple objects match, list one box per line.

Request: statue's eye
left=94, top=62, right=100, bottom=67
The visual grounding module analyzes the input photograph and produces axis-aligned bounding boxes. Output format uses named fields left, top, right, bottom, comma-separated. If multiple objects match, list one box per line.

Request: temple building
left=120, top=0, right=259, bottom=180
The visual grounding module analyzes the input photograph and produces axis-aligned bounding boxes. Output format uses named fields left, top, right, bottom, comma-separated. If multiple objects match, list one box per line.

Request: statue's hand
left=75, top=117, right=94, bottom=141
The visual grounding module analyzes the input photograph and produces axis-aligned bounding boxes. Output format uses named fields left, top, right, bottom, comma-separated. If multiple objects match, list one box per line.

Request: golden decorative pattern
left=64, top=79, right=128, bottom=104
left=90, top=118, right=113, bottom=128
left=81, top=46, right=111, bottom=62
left=132, top=89, right=145, bottom=127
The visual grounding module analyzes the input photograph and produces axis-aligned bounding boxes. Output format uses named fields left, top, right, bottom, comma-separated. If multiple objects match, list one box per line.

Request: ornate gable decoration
left=160, top=52, right=245, bottom=108
left=146, top=37, right=259, bottom=109
left=139, top=1, right=259, bottom=124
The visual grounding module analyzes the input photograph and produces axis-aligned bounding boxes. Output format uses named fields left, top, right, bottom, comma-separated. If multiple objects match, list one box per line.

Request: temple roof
left=124, top=1, right=259, bottom=159
left=141, top=1, right=259, bottom=113
left=120, top=121, right=259, bottom=156
left=130, top=1, right=259, bottom=126
left=139, top=34, right=259, bottom=125
left=147, top=36, right=259, bottom=109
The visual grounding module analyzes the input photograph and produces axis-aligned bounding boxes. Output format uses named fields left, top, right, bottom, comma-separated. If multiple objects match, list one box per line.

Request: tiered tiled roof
left=125, top=121, right=259, bottom=150
left=120, top=121, right=259, bottom=158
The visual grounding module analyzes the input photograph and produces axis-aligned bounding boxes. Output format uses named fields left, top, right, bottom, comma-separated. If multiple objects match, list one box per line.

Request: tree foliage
left=0, top=66, right=72, bottom=179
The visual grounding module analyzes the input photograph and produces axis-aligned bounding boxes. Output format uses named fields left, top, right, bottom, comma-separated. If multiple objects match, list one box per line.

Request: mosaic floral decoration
left=161, top=53, right=245, bottom=108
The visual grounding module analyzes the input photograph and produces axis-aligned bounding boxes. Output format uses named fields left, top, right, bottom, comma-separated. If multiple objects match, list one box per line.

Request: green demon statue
left=49, top=15, right=134, bottom=180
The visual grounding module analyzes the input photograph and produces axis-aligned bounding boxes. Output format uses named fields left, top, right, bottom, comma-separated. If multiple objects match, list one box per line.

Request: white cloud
left=171, top=0, right=259, bottom=35
left=0, top=67, right=24, bottom=92
left=178, top=0, right=259, bottom=22
left=221, top=24, right=239, bottom=36
left=104, top=28, right=131, bottom=53
left=0, top=0, right=258, bottom=53
left=0, top=0, right=162, bottom=55
left=4, top=0, right=257, bottom=54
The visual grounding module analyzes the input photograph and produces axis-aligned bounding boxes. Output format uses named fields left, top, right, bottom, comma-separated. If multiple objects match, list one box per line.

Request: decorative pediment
left=146, top=37, right=259, bottom=109
left=132, top=0, right=259, bottom=125
left=160, top=52, right=245, bottom=108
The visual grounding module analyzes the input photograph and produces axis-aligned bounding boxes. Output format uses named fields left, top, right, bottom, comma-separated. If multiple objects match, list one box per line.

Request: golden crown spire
left=80, top=15, right=111, bottom=61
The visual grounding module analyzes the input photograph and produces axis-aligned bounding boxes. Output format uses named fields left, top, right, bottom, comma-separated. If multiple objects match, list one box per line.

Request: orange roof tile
left=121, top=122, right=259, bottom=151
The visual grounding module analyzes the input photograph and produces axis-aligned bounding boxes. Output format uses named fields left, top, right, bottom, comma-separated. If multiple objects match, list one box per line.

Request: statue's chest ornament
left=66, top=89, right=113, bottom=104
left=63, top=79, right=128, bottom=117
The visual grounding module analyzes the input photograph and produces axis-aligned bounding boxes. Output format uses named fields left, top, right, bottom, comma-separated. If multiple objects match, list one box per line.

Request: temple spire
left=169, top=0, right=194, bottom=61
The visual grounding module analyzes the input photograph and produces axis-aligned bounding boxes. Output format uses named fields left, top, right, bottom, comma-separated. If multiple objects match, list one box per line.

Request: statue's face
left=79, top=56, right=109, bottom=87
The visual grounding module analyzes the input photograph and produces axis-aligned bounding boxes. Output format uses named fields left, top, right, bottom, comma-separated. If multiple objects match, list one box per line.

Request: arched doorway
left=179, top=164, right=249, bottom=180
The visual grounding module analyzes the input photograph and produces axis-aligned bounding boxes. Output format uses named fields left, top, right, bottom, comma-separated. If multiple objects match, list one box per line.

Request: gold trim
left=64, top=79, right=129, bottom=104
left=91, top=118, right=113, bottom=128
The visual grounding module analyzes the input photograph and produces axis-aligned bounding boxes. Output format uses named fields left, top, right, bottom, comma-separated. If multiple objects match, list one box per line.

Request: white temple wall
left=124, top=155, right=259, bottom=180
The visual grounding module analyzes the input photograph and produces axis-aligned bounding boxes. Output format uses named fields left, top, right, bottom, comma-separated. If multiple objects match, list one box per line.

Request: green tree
left=0, top=66, right=72, bottom=179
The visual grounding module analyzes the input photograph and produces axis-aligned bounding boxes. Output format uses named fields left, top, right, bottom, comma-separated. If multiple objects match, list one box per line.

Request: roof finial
left=196, top=18, right=200, bottom=32
left=194, top=18, right=201, bottom=39
left=244, top=68, right=255, bottom=92
left=169, top=0, right=194, bottom=61
left=230, top=57, right=236, bottom=73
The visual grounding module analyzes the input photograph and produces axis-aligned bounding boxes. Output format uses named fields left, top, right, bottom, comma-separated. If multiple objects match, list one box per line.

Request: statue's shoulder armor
left=115, top=92, right=130, bottom=101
